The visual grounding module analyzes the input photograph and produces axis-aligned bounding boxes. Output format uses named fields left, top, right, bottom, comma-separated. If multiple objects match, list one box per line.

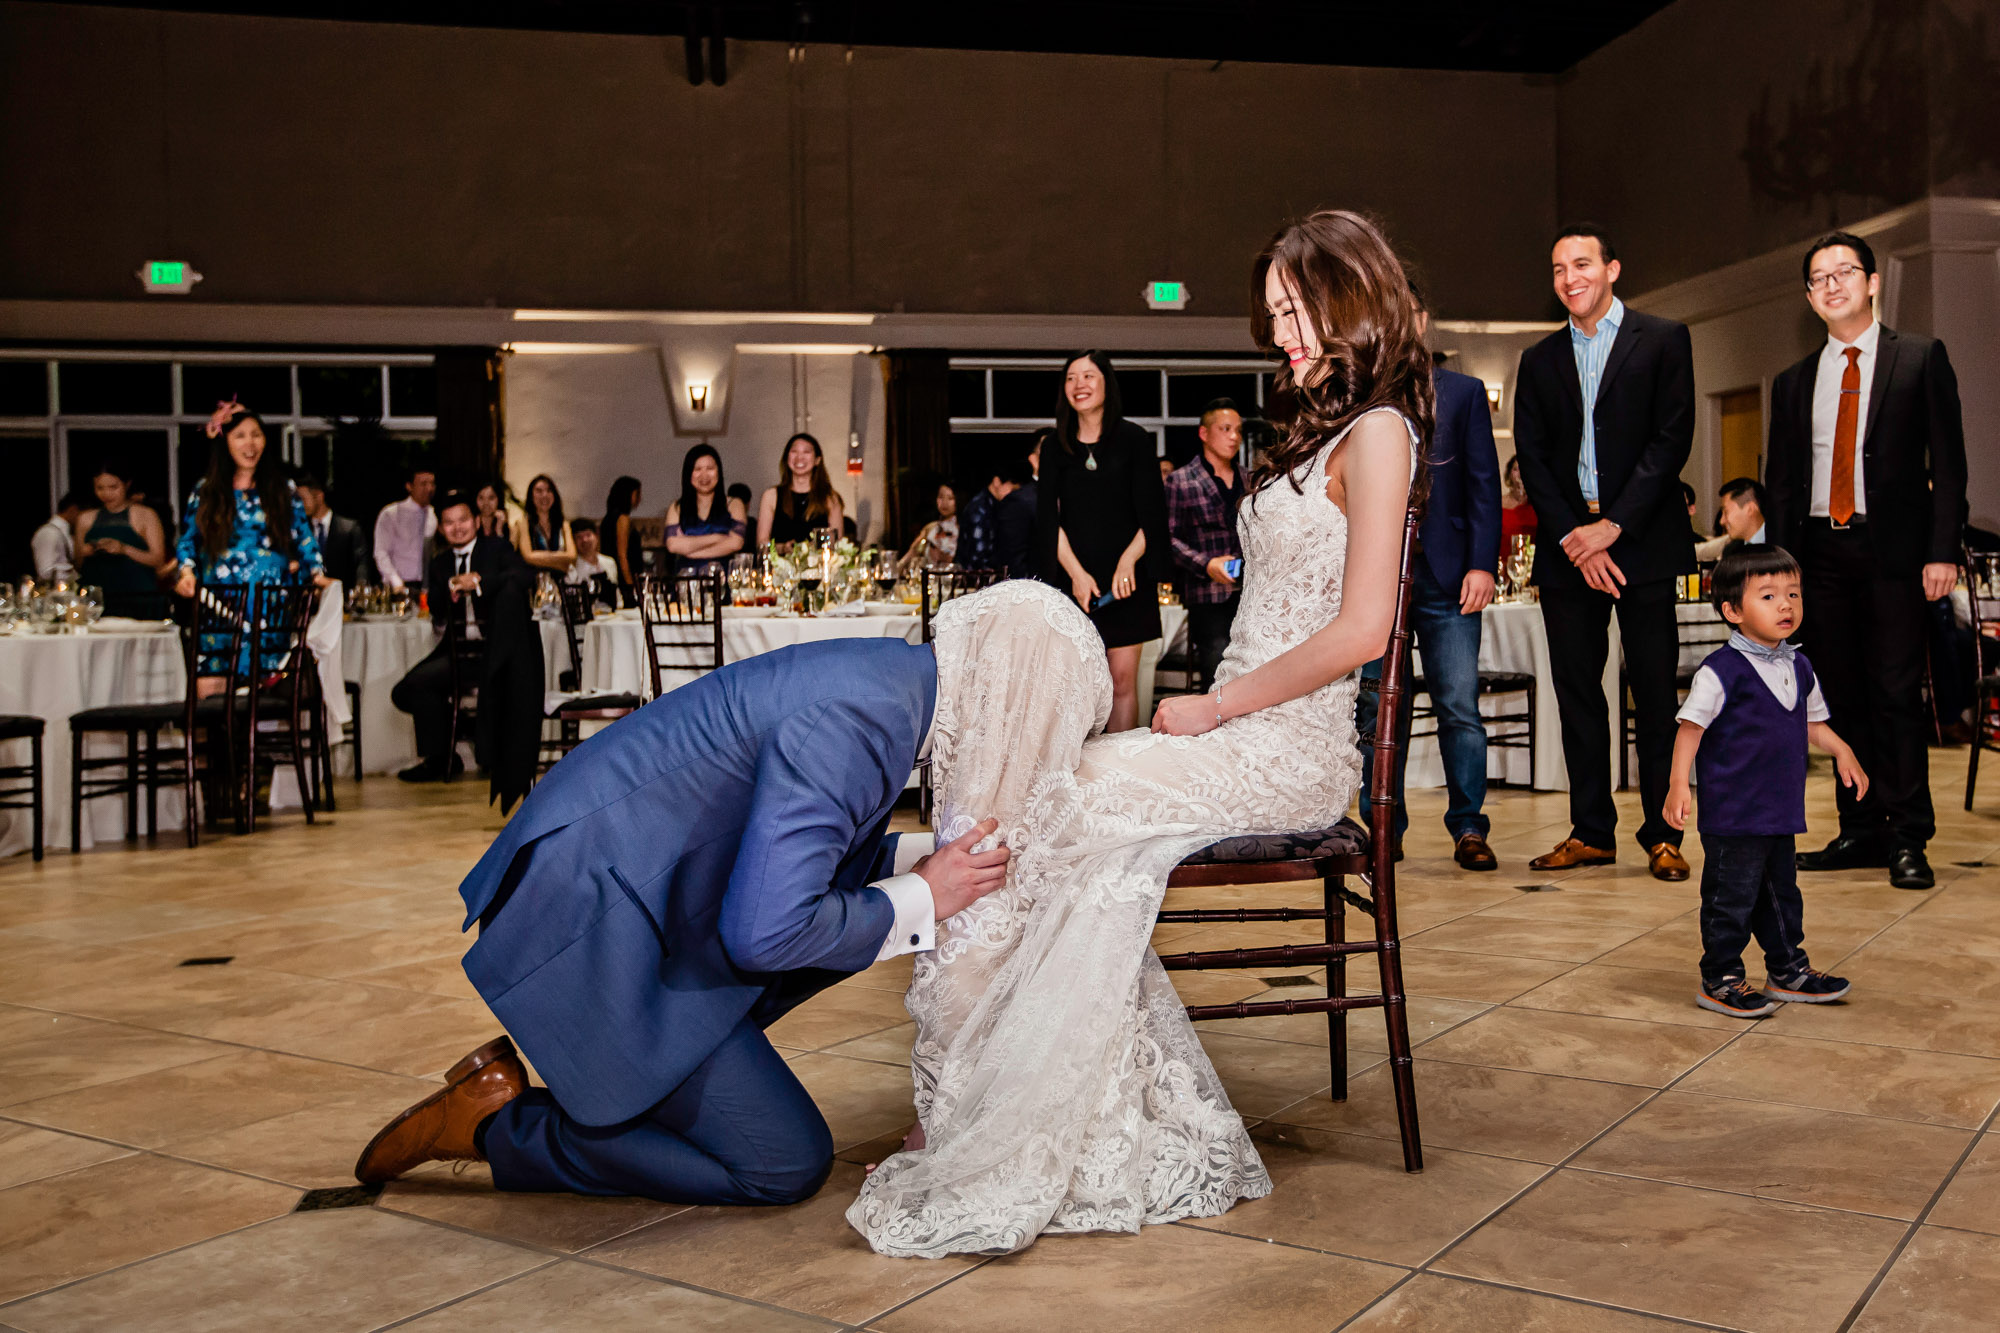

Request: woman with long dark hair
left=514, top=474, right=575, bottom=573
left=473, top=482, right=513, bottom=541
left=852, top=210, right=1430, bottom=1260
left=603, top=475, right=644, bottom=592
left=665, top=444, right=747, bottom=576
left=76, top=457, right=170, bottom=618
left=756, top=432, right=845, bottom=547
left=1034, top=350, right=1169, bottom=731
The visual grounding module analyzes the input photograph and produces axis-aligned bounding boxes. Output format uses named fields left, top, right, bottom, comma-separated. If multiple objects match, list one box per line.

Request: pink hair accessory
left=203, top=397, right=244, bottom=438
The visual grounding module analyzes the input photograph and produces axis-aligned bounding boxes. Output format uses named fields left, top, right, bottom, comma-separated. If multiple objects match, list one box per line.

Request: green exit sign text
left=1144, top=281, right=1189, bottom=311
left=137, top=260, right=202, bottom=295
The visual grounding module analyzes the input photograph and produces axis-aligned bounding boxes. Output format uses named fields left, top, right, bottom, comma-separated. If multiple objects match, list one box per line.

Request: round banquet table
left=339, top=617, right=440, bottom=776
left=0, top=627, right=187, bottom=857
left=562, top=608, right=929, bottom=700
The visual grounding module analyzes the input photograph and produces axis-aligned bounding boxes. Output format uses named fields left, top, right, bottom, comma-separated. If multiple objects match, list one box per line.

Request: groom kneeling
left=354, top=635, right=1007, bottom=1205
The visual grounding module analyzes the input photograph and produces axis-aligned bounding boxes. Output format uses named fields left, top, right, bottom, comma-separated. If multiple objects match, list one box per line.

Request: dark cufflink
left=910, top=934, right=921, bottom=946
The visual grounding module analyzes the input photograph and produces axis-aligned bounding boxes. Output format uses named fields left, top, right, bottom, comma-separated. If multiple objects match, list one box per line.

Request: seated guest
left=726, top=482, right=754, bottom=513
left=565, top=517, right=618, bottom=607
left=473, top=482, right=514, bottom=541
left=665, top=444, right=747, bottom=576
left=391, top=490, right=527, bottom=783
left=992, top=454, right=1038, bottom=579
left=1696, top=477, right=1769, bottom=561
left=32, top=490, right=83, bottom=581
left=77, top=459, right=170, bottom=618
left=1500, top=454, right=1537, bottom=545
left=515, top=473, right=576, bottom=574
left=295, top=473, right=374, bottom=588
left=1165, top=397, right=1247, bottom=688
left=374, top=464, right=438, bottom=590
left=900, top=482, right=959, bottom=572
left=757, top=433, right=845, bottom=547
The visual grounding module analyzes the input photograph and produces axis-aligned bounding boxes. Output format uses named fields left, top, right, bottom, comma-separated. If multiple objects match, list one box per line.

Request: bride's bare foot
left=865, top=1122, right=927, bottom=1173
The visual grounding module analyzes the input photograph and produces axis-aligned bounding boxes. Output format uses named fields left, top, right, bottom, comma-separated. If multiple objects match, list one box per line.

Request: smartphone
left=1094, top=590, right=1118, bottom=609
left=1223, top=557, right=1243, bottom=580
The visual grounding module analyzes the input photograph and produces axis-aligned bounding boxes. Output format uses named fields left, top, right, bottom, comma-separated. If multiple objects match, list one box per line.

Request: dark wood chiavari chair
left=1155, top=507, right=1426, bottom=1172
left=539, top=581, right=643, bottom=776
left=241, top=582, right=327, bottom=832
left=637, top=570, right=726, bottom=700
left=0, top=716, right=45, bottom=862
left=1964, top=548, right=2000, bottom=810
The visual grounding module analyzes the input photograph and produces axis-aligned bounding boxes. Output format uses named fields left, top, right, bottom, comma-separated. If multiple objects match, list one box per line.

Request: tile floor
left=3, top=760, right=1999, bottom=1331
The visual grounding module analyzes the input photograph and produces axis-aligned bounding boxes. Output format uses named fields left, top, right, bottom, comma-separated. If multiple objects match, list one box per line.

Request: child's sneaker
left=1697, top=977, right=1781, bottom=1018
left=1765, top=967, right=1851, bottom=1003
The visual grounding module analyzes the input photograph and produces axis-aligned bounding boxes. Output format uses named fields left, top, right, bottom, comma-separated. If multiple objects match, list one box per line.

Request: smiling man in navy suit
left=353, top=636, right=1007, bottom=1206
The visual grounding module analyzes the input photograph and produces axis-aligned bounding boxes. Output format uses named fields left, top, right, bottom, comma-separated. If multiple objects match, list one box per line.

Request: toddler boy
left=1666, top=544, right=1868, bottom=1017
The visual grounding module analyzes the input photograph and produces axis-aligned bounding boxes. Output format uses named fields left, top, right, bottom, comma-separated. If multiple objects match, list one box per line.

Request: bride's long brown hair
left=1248, top=210, right=1433, bottom=511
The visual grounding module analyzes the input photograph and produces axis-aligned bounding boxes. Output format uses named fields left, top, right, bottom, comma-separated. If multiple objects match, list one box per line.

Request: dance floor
left=4, top=763, right=2000, bottom=1331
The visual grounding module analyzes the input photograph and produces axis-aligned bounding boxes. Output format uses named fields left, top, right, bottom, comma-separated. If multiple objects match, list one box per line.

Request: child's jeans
left=1699, top=833, right=1810, bottom=986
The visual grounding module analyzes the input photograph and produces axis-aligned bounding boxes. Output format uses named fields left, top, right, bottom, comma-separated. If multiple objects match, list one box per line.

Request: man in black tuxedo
left=1766, top=231, right=1967, bottom=890
left=295, top=474, right=374, bottom=588
left=1513, top=224, right=1696, bottom=882
left=390, top=490, right=530, bottom=783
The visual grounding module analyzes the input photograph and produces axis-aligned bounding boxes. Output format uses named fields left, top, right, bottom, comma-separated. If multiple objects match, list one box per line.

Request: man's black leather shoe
left=1796, top=831, right=1892, bottom=872
left=1889, top=845, right=1935, bottom=890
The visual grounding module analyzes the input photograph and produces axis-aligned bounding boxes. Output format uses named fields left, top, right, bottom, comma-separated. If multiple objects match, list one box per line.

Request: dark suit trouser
left=482, top=1015, right=835, bottom=1205
left=1801, top=524, right=1934, bottom=846
left=389, top=644, right=453, bottom=763
left=1540, top=576, right=1681, bottom=852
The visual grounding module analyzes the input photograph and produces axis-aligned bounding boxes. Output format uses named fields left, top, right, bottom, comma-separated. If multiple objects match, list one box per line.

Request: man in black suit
left=992, top=453, right=1038, bottom=579
left=1766, top=231, right=1967, bottom=890
left=295, top=474, right=374, bottom=588
left=390, top=489, right=529, bottom=783
left=1513, top=224, right=1696, bottom=882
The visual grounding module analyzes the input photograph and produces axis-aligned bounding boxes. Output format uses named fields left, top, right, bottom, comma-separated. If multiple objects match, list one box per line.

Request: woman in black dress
left=603, top=475, right=644, bottom=599
left=756, top=432, right=846, bottom=547
left=1036, top=350, right=1169, bottom=732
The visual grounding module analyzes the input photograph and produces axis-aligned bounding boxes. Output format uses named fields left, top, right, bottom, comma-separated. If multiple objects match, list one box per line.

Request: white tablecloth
left=572, top=610, right=928, bottom=699
left=0, top=629, right=186, bottom=856
left=340, top=618, right=439, bottom=776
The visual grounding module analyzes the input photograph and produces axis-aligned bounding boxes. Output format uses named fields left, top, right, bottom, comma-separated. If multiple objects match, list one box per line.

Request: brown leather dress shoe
left=1648, top=842, right=1691, bottom=882
left=354, top=1036, right=527, bottom=1185
left=1528, top=838, right=1615, bottom=871
left=1453, top=833, right=1498, bottom=871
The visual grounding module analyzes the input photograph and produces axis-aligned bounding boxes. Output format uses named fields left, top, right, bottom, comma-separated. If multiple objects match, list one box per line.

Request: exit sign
left=1144, top=280, right=1188, bottom=311
left=137, top=260, right=202, bottom=295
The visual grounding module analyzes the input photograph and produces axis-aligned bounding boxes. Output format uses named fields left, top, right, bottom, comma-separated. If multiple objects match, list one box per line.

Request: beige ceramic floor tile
left=1925, top=1133, right=2000, bottom=1235
left=1680, top=1032, right=2000, bottom=1128
left=1416, top=1007, right=1735, bottom=1087
left=1851, top=1226, right=2000, bottom=1332
left=0, top=1204, right=543, bottom=1332
left=157, top=976, right=501, bottom=1078
left=0, top=1013, right=225, bottom=1108
left=1404, top=915, right=1653, bottom=963
left=381, top=1161, right=686, bottom=1252
left=1186, top=1124, right=1545, bottom=1265
left=1510, top=964, right=1747, bottom=1030
left=1198, top=992, right=1488, bottom=1052
left=589, top=1162, right=973, bottom=1325
left=0, top=901, right=260, bottom=948
left=1394, top=948, right=1577, bottom=1003
left=349, top=954, right=485, bottom=1002
left=1192, top=1031, right=1347, bottom=1116
left=0, top=1154, right=298, bottom=1304
left=1574, top=1091, right=1971, bottom=1218
left=1758, top=988, right=2000, bottom=1059
left=1344, top=1273, right=1693, bottom=1331
left=825, top=1021, right=914, bottom=1066
left=765, top=986, right=912, bottom=1053
left=396, top=1260, right=830, bottom=1331
left=1839, top=941, right=2000, bottom=1002
left=167, top=1080, right=457, bottom=1189
left=1437, top=1169, right=1906, bottom=1333
left=872, top=1220, right=1401, bottom=1333
left=1267, top=1058, right=1651, bottom=1164
left=0, top=1121, right=132, bottom=1190
left=784, top=1054, right=916, bottom=1152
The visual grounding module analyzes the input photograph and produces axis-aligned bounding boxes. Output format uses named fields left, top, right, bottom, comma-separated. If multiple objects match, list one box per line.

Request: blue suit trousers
left=481, top=1016, right=835, bottom=1205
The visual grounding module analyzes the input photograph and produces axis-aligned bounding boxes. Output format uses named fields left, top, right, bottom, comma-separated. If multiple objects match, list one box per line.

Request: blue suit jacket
left=1421, top=367, right=1503, bottom=589
left=457, top=638, right=937, bottom=1126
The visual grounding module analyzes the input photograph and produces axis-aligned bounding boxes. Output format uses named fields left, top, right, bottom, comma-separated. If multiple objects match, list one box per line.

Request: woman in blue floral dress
left=174, top=402, right=325, bottom=682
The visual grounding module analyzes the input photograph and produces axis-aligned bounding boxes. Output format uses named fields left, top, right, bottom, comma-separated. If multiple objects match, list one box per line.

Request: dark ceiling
left=57, top=1, right=1677, bottom=73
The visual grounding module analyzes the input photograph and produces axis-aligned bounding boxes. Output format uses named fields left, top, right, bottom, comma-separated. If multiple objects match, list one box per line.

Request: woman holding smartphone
left=1035, top=349, right=1169, bottom=732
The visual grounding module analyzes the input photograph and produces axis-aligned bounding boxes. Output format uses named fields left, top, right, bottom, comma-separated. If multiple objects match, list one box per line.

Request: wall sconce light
left=688, top=382, right=710, bottom=413
left=1485, top=382, right=1503, bottom=412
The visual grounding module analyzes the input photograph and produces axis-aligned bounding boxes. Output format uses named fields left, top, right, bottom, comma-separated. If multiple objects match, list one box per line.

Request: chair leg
left=1525, top=682, right=1538, bottom=791
left=1374, top=901, right=1423, bottom=1173
left=242, top=698, right=260, bottom=836
left=292, top=705, right=315, bottom=827
left=144, top=728, right=159, bottom=838
left=31, top=732, right=43, bottom=863
left=123, top=728, right=138, bottom=841
left=1326, top=874, right=1348, bottom=1101
left=69, top=726, right=84, bottom=855
left=184, top=724, right=201, bottom=849
left=1970, top=682, right=1987, bottom=812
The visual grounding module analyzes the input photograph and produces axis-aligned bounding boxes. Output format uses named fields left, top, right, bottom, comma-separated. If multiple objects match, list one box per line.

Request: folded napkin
left=91, top=616, right=174, bottom=632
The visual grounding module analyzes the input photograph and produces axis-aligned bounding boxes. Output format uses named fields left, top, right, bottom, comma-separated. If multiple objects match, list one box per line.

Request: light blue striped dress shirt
left=1568, top=296, right=1625, bottom=504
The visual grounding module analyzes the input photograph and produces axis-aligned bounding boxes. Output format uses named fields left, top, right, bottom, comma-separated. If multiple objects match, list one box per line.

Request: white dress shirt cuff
left=893, top=833, right=935, bottom=875
left=873, top=872, right=936, bottom=961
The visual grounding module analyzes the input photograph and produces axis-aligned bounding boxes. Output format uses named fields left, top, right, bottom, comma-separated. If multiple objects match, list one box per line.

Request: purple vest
left=1694, top=646, right=1813, bottom=837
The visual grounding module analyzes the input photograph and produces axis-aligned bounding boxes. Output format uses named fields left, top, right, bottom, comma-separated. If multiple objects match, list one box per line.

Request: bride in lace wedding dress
left=848, top=210, right=1436, bottom=1259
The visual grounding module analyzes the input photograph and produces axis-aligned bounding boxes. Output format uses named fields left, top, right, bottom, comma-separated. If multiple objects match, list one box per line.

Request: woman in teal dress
left=76, top=458, right=171, bottom=618
left=174, top=403, right=325, bottom=682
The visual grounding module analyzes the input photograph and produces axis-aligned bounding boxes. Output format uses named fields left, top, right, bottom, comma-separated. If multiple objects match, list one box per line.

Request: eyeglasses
left=1805, top=264, right=1866, bottom=293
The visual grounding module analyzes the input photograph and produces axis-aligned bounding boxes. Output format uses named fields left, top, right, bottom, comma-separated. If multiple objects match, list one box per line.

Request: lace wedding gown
left=848, top=409, right=1415, bottom=1259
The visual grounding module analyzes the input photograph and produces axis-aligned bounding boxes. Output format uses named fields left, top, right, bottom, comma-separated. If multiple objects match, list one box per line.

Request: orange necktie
left=1829, top=345, right=1861, bottom=524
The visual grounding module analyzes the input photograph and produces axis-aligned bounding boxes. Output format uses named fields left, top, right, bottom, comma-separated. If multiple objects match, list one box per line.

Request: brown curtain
left=434, top=347, right=504, bottom=491
left=882, top=350, right=951, bottom=545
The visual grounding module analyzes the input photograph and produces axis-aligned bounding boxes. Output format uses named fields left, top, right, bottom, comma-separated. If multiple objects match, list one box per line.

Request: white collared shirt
left=1677, top=644, right=1829, bottom=729
left=31, top=514, right=74, bottom=581
left=451, top=540, right=480, bottom=637
left=870, top=832, right=938, bottom=961
left=1809, top=320, right=1880, bottom=518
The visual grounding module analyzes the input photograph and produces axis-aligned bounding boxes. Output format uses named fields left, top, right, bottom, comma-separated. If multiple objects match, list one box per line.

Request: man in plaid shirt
left=1165, top=399, right=1246, bottom=687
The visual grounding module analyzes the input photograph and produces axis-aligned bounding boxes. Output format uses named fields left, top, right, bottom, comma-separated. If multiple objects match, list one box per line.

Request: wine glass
left=80, top=585, right=105, bottom=627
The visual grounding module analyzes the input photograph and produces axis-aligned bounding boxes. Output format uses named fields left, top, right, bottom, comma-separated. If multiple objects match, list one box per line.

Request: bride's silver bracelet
left=1214, top=684, right=1223, bottom=730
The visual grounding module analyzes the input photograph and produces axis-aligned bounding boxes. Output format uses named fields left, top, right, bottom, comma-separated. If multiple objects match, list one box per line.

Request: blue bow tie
left=1730, top=630, right=1796, bottom=666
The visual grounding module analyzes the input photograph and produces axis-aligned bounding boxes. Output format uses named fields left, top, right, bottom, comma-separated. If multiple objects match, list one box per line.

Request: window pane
left=948, top=369, right=987, bottom=420
left=991, top=369, right=1060, bottom=420
left=58, top=361, right=172, bottom=415
left=1167, top=372, right=1260, bottom=419
left=1116, top=369, right=1161, bottom=418
left=0, top=431, right=52, bottom=581
left=300, top=365, right=384, bottom=419
left=0, top=361, right=49, bottom=416
left=389, top=364, right=437, bottom=418
left=1163, top=424, right=1201, bottom=467
left=181, top=364, right=293, bottom=420
left=66, top=428, right=171, bottom=516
